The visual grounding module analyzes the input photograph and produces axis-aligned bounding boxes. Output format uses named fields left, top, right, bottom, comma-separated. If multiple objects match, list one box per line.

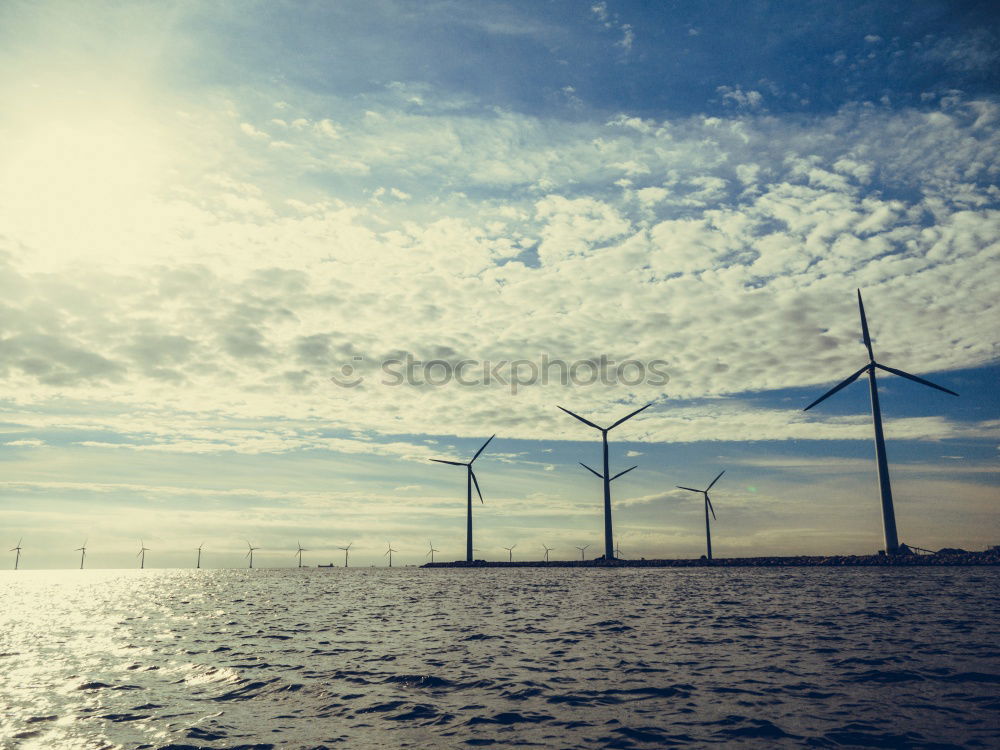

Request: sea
left=1, top=567, right=998, bottom=749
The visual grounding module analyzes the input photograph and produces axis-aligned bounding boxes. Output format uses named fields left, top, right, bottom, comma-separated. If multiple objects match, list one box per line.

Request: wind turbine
left=295, top=542, right=308, bottom=568
left=542, top=544, right=553, bottom=563
left=575, top=544, right=590, bottom=561
left=11, top=539, right=22, bottom=570
left=76, top=540, right=87, bottom=569
left=338, top=542, right=352, bottom=567
left=804, top=290, right=959, bottom=554
left=384, top=542, right=397, bottom=567
left=426, top=541, right=439, bottom=563
left=137, top=539, right=150, bottom=569
left=677, top=470, right=725, bottom=560
left=430, top=434, right=495, bottom=562
left=503, top=543, right=516, bottom=562
left=615, top=542, right=624, bottom=559
left=245, top=541, right=258, bottom=569
left=559, top=403, right=651, bottom=560
left=196, top=543, right=204, bottom=569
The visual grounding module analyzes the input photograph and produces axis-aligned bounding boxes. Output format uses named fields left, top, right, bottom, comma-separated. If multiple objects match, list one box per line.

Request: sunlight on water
left=1, top=568, right=998, bottom=748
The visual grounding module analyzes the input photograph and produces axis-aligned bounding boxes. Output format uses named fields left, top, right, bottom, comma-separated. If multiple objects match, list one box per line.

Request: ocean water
left=1, top=567, right=998, bottom=749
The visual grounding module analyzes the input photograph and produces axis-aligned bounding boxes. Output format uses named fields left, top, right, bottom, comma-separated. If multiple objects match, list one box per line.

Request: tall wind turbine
left=575, top=544, right=590, bottom=561
left=137, top=539, right=150, bottom=569
left=427, top=541, right=439, bottom=563
left=76, top=540, right=87, bottom=569
left=430, top=434, right=495, bottom=563
left=11, top=539, right=22, bottom=570
left=384, top=542, right=397, bottom=568
left=804, top=290, right=959, bottom=554
left=338, top=542, right=352, bottom=567
left=196, top=543, right=204, bottom=569
left=542, top=544, right=553, bottom=563
left=245, top=541, right=258, bottom=569
left=559, top=404, right=651, bottom=560
left=677, top=470, right=724, bottom=560
left=503, top=544, right=516, bottom=562
left=295, top=542, right=308, bottom=568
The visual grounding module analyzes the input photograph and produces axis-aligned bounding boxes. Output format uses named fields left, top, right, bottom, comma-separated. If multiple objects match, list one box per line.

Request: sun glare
left=1, top=95, right=170, bottom=269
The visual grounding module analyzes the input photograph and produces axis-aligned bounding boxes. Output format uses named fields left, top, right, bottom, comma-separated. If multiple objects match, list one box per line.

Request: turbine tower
left=245, top=541, right=259, bottom=569
left=430, top=434, right=495, bottom=562
left=137, top=539, right=149, bottom=569
left=11, top=539, right=22, bottom=570
left=338, top=542, right=352, bottom=567
left=196, top=543, right=204, bottom=569
left=804, top=290, right=958, bottom=554
left=575, top=544, right=590, bottom=561
left=559, top=403, right=651, bottom=560
left=677, top=470, right=725, bottom=560
left=542, top=544, right=553, bottom=563
left=503, top=543, right=516, bottom=562
left=76, top=540, right=87, bottom=569
left=426, top=541, right=439, bottom=563
left=384, top=542, right=397, bottom=567
left=295, top=542, right=309, bottom=568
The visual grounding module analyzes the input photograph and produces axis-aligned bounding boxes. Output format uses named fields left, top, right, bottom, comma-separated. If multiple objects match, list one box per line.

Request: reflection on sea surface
left=1, top=567, right=998, bottom=748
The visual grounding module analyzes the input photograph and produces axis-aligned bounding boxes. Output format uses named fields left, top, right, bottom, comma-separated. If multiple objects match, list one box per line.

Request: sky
left=0, top=0, right=997, bottom=568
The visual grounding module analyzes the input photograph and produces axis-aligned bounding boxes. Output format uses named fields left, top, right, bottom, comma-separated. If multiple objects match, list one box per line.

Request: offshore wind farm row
left=4, top=291, right=975, bottom=571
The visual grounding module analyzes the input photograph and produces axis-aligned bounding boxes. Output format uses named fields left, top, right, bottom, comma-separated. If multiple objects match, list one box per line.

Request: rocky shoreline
left=423, top=549, right=1000, bottom=568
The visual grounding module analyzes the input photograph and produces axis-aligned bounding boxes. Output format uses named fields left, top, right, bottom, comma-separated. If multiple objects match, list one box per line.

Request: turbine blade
left=875, top=363, right=959, bottom=397
left=430, top=459, right=466, bottom=466
left=471, top=434, right=495, bottom=463
left=608, top=402, right=653, bottom=430
left=557, top=405, right=602, bottom=430
left=858, top=289, right=875, bottom=362
left=470, top=469, right=484, bottom=503
left=706, top=494, right=717, bottom=520
left=676, top=486, right=701, bottom=493
left=706, top=469, right=725, bottom=491
left=611, top=465, right=638, bottom=481
left=579, top=462, right=603, bottom=478
left=803, top=365, right=869, bottom=411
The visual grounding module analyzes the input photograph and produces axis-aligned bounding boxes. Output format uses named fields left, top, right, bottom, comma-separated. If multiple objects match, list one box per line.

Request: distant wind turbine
left=76, top=540, right=87, bottom=569
left=575, top=544, right=590, bottom=561
left=295, top=541, right=308, bottom=568
left=804, top=290, right=958, bottom=554
left=245, top=541, right=259, bottom=569
left=137, top=539, right=150, bottom=569
left=196, top=543, right=204, bottom=569
left=430, top=434, right=495, bottom=562
left=559, top=404, right=651, bottom=560
left=503, top=543, right=516, bottom=562
left=338, top=542, right=353, bottom=567
left=615, top=542, right=624, bottom=560
left=11, top=539, right=22, bottom=570
left=677, top=470, right=725, bottom=560
left=542, top=544, right=553, bottom=563
left=427, top=541, right=439, bottom=563
left=384, top=542, right=397, bottom=567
